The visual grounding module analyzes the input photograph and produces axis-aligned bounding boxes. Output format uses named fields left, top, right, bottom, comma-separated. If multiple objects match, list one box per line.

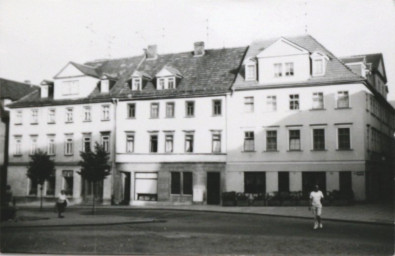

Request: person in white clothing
left=56, top=190, right=69, bottom=218
left=309, top=185, right=324, bottom=229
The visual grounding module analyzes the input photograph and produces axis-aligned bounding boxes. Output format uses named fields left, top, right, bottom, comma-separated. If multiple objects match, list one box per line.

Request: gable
left=257, top=38, right=309, bottom=58
left=54, top=63, right=86, bottom=78
left=156, top=68, right=175, bottom=77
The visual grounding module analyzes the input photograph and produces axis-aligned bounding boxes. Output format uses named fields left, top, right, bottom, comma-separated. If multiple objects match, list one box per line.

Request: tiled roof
left=340, top=53, right=386, bottom=82
left=0, top=78, right=39, bottom=101
left=233, top=35, right=364, bottom=89
left=111, top=47, right=247, bottom=99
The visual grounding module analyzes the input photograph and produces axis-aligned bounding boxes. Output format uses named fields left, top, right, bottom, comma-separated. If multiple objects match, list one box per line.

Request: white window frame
left=125, top=132, right=135, bottom=153
left=288, top=129, right=301, bottom=151
left=168, top=77, right=176, bottom=89
left=47, top=135, right=56, bottom=155
left=285, top=62, right=294, bottom=77
left=244, top=97, right=254, bottom=113
left=15, top=110, right=23, bottom=125
left=166, top=102, right=175, bottom=118
left=165, top=133, right=174, bottom=153
left=101, top=133, right=110, bottom=153
left=265, top=95, right=277, bottom=112
left=312, top=92, right=324, bottom=110
left=274, top=63, right=283, bottom=78
left=243, top=131, right=255, bottom=152
left=184, top=133, right=194, bottom=153
left=30, top=135, right=38, bottom=155
left=101, top=105, right=110, bottom=121
left=212, top=132, right=221, bottom=153
left=62, top=80, right=79, bottom=96
left=336, top=91, right=350, bottom=109
left=310, top=126, right=327, bottom=151
left=289, top=94, right=300, bottom=110
left=48, top=108, right=56, bottom=124
left=245, top=64, right=257, bottom=81
left=14, top=135, right=22, bottom=156
left=31, top=109, right=39, bottom=124
left=150, top=103, right=159, bottom=119
left=65, top=108, right=73, bottom=123
left=265, top=129, right=278, bottom=152
left=127, top=103, right=136, bottom=119
left=132, top=78, right=142, bottom=91
left=82, top=134, right=92, bottom=153
left=64, top=134, right=74, bottom=155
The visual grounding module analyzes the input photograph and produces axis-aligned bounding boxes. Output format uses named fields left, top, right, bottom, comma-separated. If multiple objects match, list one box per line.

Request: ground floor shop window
left=171, top=172, right=193, bottom=195
left=81, top=179, right=103, bottom=200
left=244, top=172, right=266, bottom=194
left=135, top=172, right=158, bottom=201
left=278, top=172, right=290, bottom=192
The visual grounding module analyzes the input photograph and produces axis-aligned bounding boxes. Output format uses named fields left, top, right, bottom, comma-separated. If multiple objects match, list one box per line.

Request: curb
left=1, top=218, right=166, bottom=229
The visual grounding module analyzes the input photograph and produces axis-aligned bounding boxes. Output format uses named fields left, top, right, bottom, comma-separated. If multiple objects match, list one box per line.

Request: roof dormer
left=155, top=66, right=182, bottom=90
left=100, top=75, right=110, bottom=93
left=130, top=70, right=152, bottom=91
left=40, top=80, right=53, bottom=98
left=244, top=58, right=257, bottom=81
left=311, top=51, right=329, bottom=77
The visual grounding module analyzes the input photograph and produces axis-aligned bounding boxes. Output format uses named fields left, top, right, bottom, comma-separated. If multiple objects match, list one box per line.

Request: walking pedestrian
left=309, top=185, right=324, bottom=230
left=56, top=190, right=69, bottom=218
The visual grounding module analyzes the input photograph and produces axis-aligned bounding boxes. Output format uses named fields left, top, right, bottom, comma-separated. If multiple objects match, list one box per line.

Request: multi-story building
left=6, top=35, right=394, bottom=205
left=1, top=78, right=38, bottom=204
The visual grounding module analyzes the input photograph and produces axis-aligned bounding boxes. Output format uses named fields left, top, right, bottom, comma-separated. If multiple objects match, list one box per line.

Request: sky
left=0, top=0, right=394, bottom=100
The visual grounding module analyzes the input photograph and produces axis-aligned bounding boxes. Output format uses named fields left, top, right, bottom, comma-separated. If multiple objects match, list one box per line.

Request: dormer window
left=285, top=63, right=294, bottom=76
left=132, top=78, right=142, bottom=91
left=246, top=64, right=257, bottom=81
left=168, top=77, right=175, bottom=89
left=158, top=78, right=165, bottom=90
left=311, top=51, right=328, bottom=77
left=100, top=79, right=109, bottom=93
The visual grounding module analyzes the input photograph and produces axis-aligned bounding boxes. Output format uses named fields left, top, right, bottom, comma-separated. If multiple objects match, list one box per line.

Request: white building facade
left=7, top=35, right=394, bottom=205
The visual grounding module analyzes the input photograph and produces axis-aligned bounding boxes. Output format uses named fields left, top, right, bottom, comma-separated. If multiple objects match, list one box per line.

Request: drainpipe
left=111, top=98, right=119, bottom=204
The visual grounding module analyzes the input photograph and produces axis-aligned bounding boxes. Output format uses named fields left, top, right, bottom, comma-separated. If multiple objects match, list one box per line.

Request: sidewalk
left=2, top=203, right=393, bottom=228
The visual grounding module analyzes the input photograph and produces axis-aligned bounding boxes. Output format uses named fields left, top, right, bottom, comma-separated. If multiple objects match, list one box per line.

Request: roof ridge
left=0, top=77, right=38, bottom=87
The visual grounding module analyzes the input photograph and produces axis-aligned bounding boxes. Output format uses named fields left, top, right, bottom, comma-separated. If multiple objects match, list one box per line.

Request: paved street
left=1, top=208, right=393, bottom=255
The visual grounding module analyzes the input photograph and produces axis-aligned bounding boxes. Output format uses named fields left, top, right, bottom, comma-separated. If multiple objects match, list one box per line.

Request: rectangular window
left=64, top=134, right=73, bottom=155
left=338, top=128, right=351, bottom=150
left=65, top=108, right=73, bottom=123
left=15, top=110, right=23, bottom=124
left=266, top=130, right=277, bottom=151
left=83, top=106, right=91, bottom=122
left=150, top=135, right=158, bottom=153
left=168, top=77, right=175, bottom=89
left=244, top=97, right=254, bottom=113
left=246, top=64, right=256, bottom=80
left=158, top=78, right=165, bottom=90
left=62, top=170, right=74, bottom=196
left=31, top=109, right=38, bottom=124
left=102, top=105, right=110, bottom=121
left=166, top=102, right=175, bottom=118
left=278, top=172, right=290, bottom=193
left=289, top=130, right=301, bottom=151
left=127, top=103, right=136, bottom=118
left=213, top=100, right=222, bottom=116
left=337, top=91, right=349, bottom=108
left=101, top=133, right=110, bottom=153
left=212, top=134, right=221, bottom=153
left=266, top=96, right=277, bottom=111
left=313, top=129, right=325, bottom=150
left=48, top=109, right=56, bottom=124
left=132, top=78, right=141, bottom=91
left=46, top=175, right=55, bottom=196
left=244, top=131, right=254, bottom=152
left=186, top=101, right=195, bottom=117
left=14, top=136, right=22, bottom=155
left=30, top=136, right=38, bottom=155
left=274, top=63, right=282, bottom=77
left=171, top=172, right=181, bottom=194
left=314, top=59, right=323, bottom=75
left=185, top=134, right=194, bottom=153
left=171, top=172, right=192, bottom=195
left=312, top=92, right=324, bottom=109
left=289, top=94, right=299, bottom=110
left=29, top=178, right=38, bottom=195
left=150, top=103, right=159, bottom=118
left=165, top=134, right=174, bottom=153
left=126, top=134, right=134, bottom=153
left=285, top=62, right=294, bottom=76
left=82, top=134, right=91, bottom=153
left=244, top=172, right=266, bottom=194
left=47, top=135, right=55, bottom=155
left=62, top=80, right=79, bottom=96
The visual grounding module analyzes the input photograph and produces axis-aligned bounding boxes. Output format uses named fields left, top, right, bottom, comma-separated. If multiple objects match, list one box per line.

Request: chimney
left=194, top=41, right=205, bottom=56
left=145, top=45, right=157, bottom=59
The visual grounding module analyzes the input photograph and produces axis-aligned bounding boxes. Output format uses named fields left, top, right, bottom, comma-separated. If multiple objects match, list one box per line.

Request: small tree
left=78, top=142, right=111, bottom=214
left=27, top=150, right=55, bottom=211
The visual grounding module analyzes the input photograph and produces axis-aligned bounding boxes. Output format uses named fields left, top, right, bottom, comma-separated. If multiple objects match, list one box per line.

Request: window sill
left=14, top=123, right=22, bottom=125
left=64, top=154, right=74, bottom=156
left=264, top=150, right=279, bottom=152
left=47, top=122, right=56, bottom=124
left=311, top=149, right=327, bottom=152
left=65, top=122, right=73, bottom=124
left=13, top=154, right=22, bottom=157
left=126, top=117, right=136, bottom=120
left=310, top=108, right=326, bottom=111
left=335, top=107, right=352, bottom=110
left=83, top=120, right=92, bottom=123
left=149, top=117, right=159, bottom=119
left=336, top=149, right=353, bottom=151
left=287, top=150, right=303, bottom=152
left=242, top=150, right=256, bottom=153
left=30, top=123, right=38, bottom=125
left=101, top=119, right=110, bottom=122
left=185, top=116, right=195, bottom=118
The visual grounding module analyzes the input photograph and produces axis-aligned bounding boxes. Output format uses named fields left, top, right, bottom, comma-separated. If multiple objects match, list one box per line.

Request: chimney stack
left=145, top=45, right=157, bottom=59
left=194, top=41, right=205, bottom=56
